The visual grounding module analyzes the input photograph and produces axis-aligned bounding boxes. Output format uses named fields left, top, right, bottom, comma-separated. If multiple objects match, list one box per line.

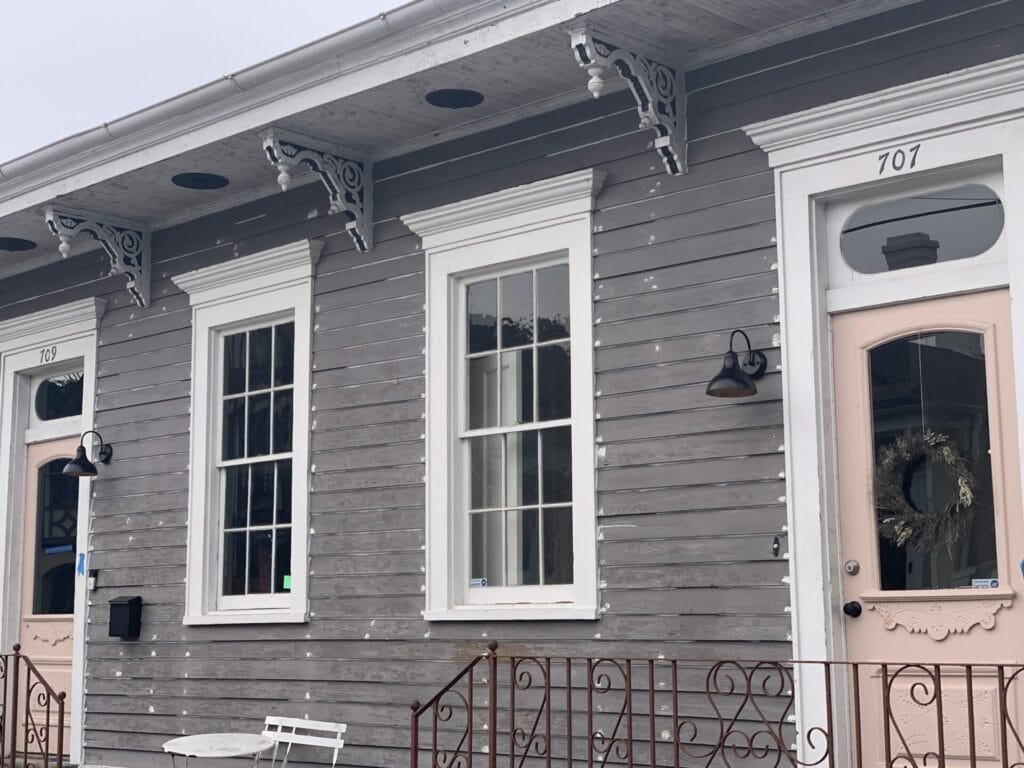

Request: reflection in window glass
left=34, top=372, right=84, bottom=421
left=219, top=319, right=295, bottom=597
left=841, top=184, right=1003, bottom=274
left=870, top=331, right=998, bottom=590
left=463, top=261, right=574, bottom=589
left=34, top=459, right=78, bottom=614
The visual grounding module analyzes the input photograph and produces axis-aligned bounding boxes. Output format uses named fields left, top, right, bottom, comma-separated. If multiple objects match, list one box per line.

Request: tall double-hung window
left=403, top=169, right=603, bottom=620
left=174, top=240, right=318, bottom=624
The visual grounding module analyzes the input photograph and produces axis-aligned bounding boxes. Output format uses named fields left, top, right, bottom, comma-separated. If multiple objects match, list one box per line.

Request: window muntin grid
left=218, top=320, right=295, bottom=597
left=461, top=262, right=574, bottom=589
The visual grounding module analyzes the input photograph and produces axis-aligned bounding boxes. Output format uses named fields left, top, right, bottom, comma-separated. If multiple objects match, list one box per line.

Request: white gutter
left=0, top=0, right=620, bottom=219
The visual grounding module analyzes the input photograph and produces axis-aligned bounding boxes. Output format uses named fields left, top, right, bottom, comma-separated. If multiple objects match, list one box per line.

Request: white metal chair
left=262, top=715, right=347, bottom=768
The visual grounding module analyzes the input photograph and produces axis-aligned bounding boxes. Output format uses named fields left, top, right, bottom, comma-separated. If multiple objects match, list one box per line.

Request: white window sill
left=424, top=604, right=598, bottom=622
left=183, top=609, right=308, bottom=626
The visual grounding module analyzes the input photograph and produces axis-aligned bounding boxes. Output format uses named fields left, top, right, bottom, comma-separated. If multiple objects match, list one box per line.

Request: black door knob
left=843, top=601, right=863, bottom=618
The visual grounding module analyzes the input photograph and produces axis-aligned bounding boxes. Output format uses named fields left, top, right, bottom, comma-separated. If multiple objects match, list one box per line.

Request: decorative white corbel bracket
left=568, top=23, right=685, bottom=175
left=44, top=206, right=151, bottom=307
left=260, top=128, right=373, bottom=252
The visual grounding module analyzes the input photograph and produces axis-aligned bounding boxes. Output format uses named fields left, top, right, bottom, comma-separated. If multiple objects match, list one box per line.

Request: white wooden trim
left=0, top=297, right=104, bottom=766
left=172, top=240, right=324, bottom=305
left=743, top=54, right=1024, bottom=763
left=404, top=169, right=603, bottom=621
left=746, top=54, right=1024, bottom=166
left=174, top=241, right=317, bottom=625
left=402, top=169, right=607, bottom=253
left=820, top=159, right=1007, bottom=312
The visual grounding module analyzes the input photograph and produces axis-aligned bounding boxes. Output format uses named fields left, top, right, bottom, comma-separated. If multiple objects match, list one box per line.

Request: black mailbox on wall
left=108, top=596, right=142, bottom=639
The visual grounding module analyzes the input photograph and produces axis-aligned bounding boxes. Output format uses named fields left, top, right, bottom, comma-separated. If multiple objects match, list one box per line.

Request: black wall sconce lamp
left=706, top=330, right=768, bottom=398
left=63, top=430, right=113, bottom=477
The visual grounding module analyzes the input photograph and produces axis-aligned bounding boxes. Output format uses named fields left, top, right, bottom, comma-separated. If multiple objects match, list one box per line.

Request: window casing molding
left=173, top=240, right=320, bottom=625
left=403, top=169, right=604, bottom=621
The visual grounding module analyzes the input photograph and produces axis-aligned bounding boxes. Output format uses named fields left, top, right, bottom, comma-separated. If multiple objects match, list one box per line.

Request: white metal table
left=163, top=733, right=276, bottom=767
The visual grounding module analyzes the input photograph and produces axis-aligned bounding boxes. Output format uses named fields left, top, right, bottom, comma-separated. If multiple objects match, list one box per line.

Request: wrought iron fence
left=410, top=643, right=1024, bottom=768
left=0, top=645, right=66, bottom=768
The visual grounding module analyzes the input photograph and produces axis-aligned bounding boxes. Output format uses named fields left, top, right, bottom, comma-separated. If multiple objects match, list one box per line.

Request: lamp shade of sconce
left=63, top=430, right=113, bottom=477
left=706, top=330, right=768, bottom=398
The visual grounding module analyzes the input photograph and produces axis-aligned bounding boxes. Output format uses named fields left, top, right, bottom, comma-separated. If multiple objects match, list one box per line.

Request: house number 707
left=878, top=144, right=921, bottom=175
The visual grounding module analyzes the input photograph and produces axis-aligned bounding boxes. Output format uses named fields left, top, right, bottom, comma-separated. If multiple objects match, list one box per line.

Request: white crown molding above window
left=401, top=168, right=606, bottom=254
left=745, top=53, right=1024, bottom=167
left=172, top=239, right=323, bottom=307
left=0, top=297, right=106, bottom=351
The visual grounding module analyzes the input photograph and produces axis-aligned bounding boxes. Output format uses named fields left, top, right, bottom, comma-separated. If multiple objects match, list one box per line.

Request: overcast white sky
left=0, top=0, right=401, bottom=164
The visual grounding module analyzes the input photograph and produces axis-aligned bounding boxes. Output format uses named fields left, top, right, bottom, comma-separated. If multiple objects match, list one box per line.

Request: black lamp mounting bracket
left=82, top=430, right=113, bottom=464
left=729, top=330, right=768, bottom=380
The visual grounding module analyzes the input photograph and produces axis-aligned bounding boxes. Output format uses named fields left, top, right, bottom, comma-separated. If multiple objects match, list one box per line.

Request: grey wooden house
left=2, top=1, right=1024, bottom=766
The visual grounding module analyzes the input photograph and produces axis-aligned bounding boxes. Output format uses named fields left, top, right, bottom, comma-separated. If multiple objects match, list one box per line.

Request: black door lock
left=842, top=601, right=863, bottom=618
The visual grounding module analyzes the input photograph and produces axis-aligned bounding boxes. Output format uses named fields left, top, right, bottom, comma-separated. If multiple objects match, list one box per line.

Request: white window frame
left=173, top=240, right=320, bottom=625
left=402, top=169, right=604, bottom=621
left=743, top=54, right=1024, bottom=763
left=24, top=362, right=87, bottom=444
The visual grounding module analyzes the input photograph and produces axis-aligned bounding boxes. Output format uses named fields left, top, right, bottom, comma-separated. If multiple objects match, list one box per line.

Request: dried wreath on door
left=874, top=430, right=976, bottom=550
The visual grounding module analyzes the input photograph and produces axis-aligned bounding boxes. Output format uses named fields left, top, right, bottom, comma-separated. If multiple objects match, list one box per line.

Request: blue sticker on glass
left=77, top=552, right=86, bottom=575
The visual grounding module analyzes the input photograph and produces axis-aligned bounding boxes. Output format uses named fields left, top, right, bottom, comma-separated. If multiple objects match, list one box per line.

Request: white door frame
left=743, top=54, right=1024, bottom=761
left=0, top=297, right=106, bottom=765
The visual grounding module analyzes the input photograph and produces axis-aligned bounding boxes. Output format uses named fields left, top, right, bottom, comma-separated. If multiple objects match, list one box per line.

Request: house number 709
left=39, top=345, right=58, bottom=364
left=878, top=144, right=921, bottom=175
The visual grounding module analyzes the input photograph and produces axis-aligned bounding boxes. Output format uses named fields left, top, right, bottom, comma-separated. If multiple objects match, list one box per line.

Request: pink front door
left=19, top=437, right=78, bottom=752
left=833, top=289, right=1024, bottom=765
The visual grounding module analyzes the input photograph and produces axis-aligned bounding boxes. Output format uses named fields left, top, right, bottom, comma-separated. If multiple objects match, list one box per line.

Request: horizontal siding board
left=691, top=20, right=1024, bottom=138
left=594, top=220, right=778, bottom=278
left=596, top=323, right=776, bottom=372
left=598, top=480, right=787, bottom=515
left=688, top=0, right=1024, bottom=113
left=593, top=195, right=775, bottom=255
left=311, top=400, right=424, bottom=431
left=595, top=170, right=774, bottom=233
left=686, top=0, right=999, bottom=90
left=594, top=247, right=776, bottom=301
left=596, top=401, right=783, bottom=442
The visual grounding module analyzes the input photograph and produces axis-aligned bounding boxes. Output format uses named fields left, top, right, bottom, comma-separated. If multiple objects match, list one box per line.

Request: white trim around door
left=0, top=297, right=106, bottom=765
left=743, top=53, right=1024, bottom=762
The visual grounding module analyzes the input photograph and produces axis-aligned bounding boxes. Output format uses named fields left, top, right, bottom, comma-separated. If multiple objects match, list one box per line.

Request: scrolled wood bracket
left=261, top=128, right=374, bottom=252
left=567, top=23, right=685, bottom=175
left=44, top=206, right=151, bottom=307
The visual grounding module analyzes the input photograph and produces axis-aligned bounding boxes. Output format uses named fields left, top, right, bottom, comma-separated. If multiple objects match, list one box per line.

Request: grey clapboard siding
left=0, top=3, right=1018, bottom=766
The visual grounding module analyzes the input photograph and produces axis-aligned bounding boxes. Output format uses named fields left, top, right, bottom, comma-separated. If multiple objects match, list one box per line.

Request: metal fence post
left=488, top=642, right=498, bottom=768
left=9, top=646, right=20, bottom=768
left=410, top=700, right=421, bottom=768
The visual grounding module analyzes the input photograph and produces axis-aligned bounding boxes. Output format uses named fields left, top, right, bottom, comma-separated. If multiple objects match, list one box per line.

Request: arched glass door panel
left=869, top=330, right=998, bottom=590
left=33, top=458, right=78, bottom=614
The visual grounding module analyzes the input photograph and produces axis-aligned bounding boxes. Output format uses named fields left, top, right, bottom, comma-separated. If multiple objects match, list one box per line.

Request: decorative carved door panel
left=19, top=437, right=78, bottom=753
left=833, top=290, right=1024, bottom=766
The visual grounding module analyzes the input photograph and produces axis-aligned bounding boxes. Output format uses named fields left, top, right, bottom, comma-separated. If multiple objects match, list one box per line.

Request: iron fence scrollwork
left=411, top=644, right=1024, bottom=768
left=0, top=645, right=66, bottom=768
